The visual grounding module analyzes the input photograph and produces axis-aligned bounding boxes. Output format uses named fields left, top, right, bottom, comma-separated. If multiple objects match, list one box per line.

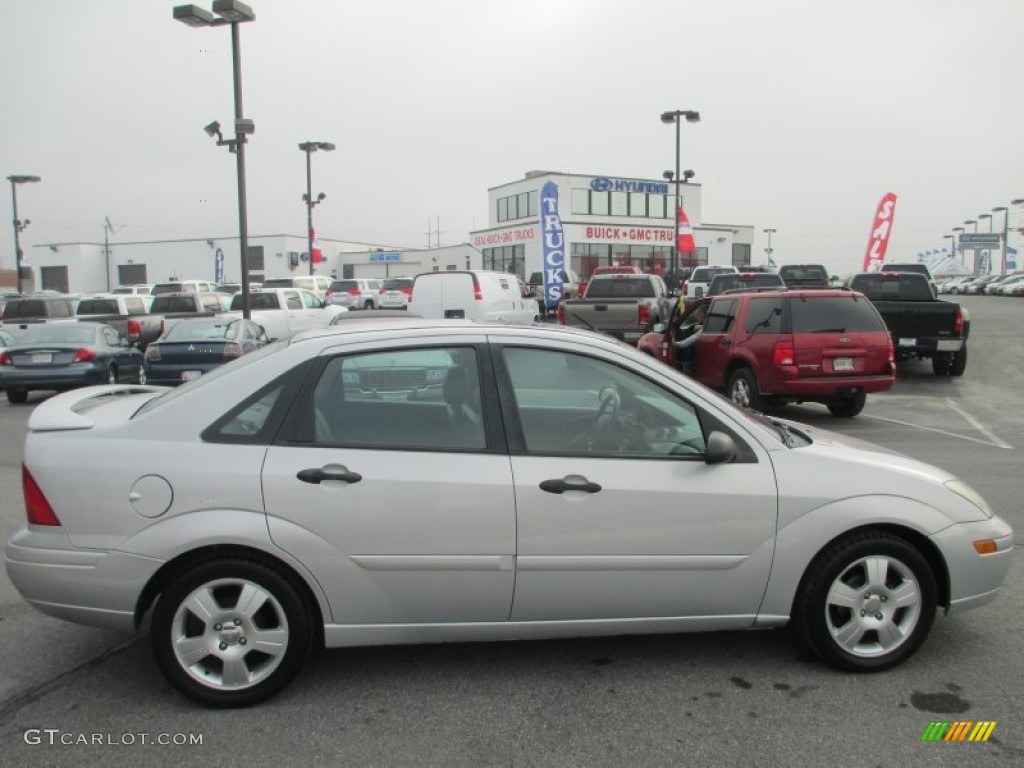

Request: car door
left=261, top=340, right=516, bottom=625
left=693, top=297, right=739, bottom=389
left=494, top=341, right=777, bottom=624
left=282, top=290, right=306, bottom=331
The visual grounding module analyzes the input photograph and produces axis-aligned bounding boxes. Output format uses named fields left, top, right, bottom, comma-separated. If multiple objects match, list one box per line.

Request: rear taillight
left=347, top=289, right=361, bottom=296
left=145, top=345, right=161, bottom=361
left=402, top=287, right=413, bottom=296
left=953, top=309, right=964, bottom=335
left=223, top=343, right=244, bottom=358
left=23, top=465, right=60, bottom=526
left=887, top=335, right=895, bottom=364
left=556, top=304, right=565, bottom=324
left=0, top=351, right=10, bottom=366
left=325, top=289, right=333, bottom=298
left=72, top=348, right=96, bottom=363
left=772, top=341, right=795, bottom=366
left=473, top=280, right=483, bottom=300
left=380, top=287, right=387, bottom=294
left=126, top=318, right=141, bottom=339
left=638, top=303, right=651, bottom=327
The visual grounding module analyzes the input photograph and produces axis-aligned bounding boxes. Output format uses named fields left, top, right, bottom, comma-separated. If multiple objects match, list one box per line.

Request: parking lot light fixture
left=173, top=2, right=256, bottom=318
left=8, top=175, right=41, bottom=295
left=660, top=109, right=701, bottom=283
left=978, top=213, right=993, bottom=232
left=993, top=207, right=1009, bottom=275
left=299, top=141, right=335, bottom=276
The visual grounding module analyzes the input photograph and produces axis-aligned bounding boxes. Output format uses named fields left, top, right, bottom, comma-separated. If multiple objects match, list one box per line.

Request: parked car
left=0, top=327, right=20, bottom=386
left=638, top=289, right=895, bottom=416
left=225, top=288, right=345, bottom=340
left=327, top=278, right=383, bottom=309
left=1, top=294, right=79, bottom=333
left=982, top=274, right=1020, bottom=295
left=262, top=275, right=332, bottom=300
left=993, top=274, right=1024, bottom=295
left=5, top=321, right=1012, bottom=708
left=577, top=265, right=641, bottom=298
left=151, top=280, right=218, bottom=295
left=144, top=317, right=269, bottom=386
left=706, top=271, right=786, bottom=296
left=0, top=321, right=145, bottom=403
left=778, top=264, right=830, bottom=289
left=408, top=270, right=537, bottom=324
left=558, top=273, right=674, bottom=342
left=74, top=294, right=162, bottom=350
left=846, top=272, right=969, bottom=376
left=527, top=269, right=582, bottom=311
left=377, top=277, right=415, bottom=309
left=681, top=265, right=738, bottom=301
left=112, top=284, right=154, bottom=296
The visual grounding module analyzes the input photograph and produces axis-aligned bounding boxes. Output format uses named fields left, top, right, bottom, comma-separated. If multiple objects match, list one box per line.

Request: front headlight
left=945, top=479, right=993, bottom=518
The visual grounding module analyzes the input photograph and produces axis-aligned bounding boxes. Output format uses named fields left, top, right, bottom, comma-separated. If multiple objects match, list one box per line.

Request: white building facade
left=470, top=171, right=755, bottom=284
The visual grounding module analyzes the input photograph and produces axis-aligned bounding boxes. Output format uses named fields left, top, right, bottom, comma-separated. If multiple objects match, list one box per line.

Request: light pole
left=763, top=228, right=776, bottom=266
left=964, top=219, right=977, bottom=232
left=660, top=109, right=700, bottom=283
left=173, top=1, right=256, bottom=319
left=951, top=226, right=964, bottom=264
left=8, top=175, right=41, bottom=295
left=943, top=234, right=956, bottom=261
left=993, top=207, right=1008, bottom=274
left=299, top=141, right=334, bottom=276
left=978, top=213, right=992, bottom=232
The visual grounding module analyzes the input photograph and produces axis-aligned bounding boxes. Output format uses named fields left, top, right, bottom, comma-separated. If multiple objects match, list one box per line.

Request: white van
left=408, top=271, right=538, bottom=324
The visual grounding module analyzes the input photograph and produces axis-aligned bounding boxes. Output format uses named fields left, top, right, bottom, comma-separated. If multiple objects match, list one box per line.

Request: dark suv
left=638, top=289, right=894, bottom=417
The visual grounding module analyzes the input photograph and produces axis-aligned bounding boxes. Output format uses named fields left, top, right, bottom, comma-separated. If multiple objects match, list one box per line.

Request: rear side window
left=745, top=297, right=784, bottom=333
left=790, top=296, right=885, bottom=333
left=703, top=299, right=737, bottom=333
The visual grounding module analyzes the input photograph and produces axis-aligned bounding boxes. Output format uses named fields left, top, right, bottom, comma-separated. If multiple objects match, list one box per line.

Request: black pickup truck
left=847, top=272, right=969, bottom=376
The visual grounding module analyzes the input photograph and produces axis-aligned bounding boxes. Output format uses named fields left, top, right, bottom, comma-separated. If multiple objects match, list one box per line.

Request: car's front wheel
left=151, top=558, right=314, bottom=708
left=795, top=532, right=937, bottom=671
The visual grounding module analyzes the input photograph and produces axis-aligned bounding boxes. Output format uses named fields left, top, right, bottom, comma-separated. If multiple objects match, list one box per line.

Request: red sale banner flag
left=863, top=193, right=898, bottom=272
left=311, top=227, right=323, bottom=264
left=677, top=206, right=696, bottom=253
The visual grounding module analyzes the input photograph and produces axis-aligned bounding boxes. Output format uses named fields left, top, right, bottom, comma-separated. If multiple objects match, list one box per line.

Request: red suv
left=638, top=289, right=894, bottom=417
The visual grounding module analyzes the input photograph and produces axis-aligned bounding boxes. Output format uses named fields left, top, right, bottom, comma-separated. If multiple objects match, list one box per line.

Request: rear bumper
left=144, top=361, right=222, bottom=386
left=893, top=336, right=964, bottom=359
left=5, top=528, right=164, bottom=632
left=766, top=373, right=894, bottom=399
left=0, top=364, right=109, bottom=391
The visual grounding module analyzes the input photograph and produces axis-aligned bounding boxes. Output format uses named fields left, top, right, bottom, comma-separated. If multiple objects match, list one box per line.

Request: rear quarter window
left=789, top=296, right=885, bottom=333
left=745, top=297, right=784, bottom=333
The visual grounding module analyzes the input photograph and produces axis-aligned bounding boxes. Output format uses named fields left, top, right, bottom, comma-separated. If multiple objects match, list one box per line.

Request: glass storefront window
left=497, top=197, right=508, bottom=222
left=629, top=193, right=647, bottom=217
left=611, top=192, right=628, bottom=216
left=572, top=189, right=590, bottom=215
left=591, top=191, right=609, bottom=215
left=528, top=190, right=538, bottom=217
left=648, top=194, right=665, bottom=219
left=517, top=193, right=529, bottom=219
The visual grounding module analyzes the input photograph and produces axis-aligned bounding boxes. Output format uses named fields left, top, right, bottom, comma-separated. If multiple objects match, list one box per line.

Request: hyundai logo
left=590, top=177, right=613, bottom=192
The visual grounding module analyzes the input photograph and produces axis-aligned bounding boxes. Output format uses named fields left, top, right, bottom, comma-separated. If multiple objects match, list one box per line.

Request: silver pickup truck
left=557, top=273, right=676, bottom=343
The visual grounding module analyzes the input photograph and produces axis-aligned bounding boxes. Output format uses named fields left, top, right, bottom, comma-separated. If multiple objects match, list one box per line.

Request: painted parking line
left=864, top=398, right=1014, bottom=451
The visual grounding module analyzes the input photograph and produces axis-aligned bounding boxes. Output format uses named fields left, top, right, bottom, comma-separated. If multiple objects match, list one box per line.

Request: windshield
left=163, top=320, right=238, bottom=340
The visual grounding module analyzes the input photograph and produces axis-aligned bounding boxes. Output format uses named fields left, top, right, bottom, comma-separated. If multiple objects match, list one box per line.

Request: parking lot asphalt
left=0, top=295, right=1021, bottom=767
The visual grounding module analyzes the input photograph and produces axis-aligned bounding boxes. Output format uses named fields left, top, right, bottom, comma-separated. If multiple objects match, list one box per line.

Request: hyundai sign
left=589, top=177, right=669, bottom=195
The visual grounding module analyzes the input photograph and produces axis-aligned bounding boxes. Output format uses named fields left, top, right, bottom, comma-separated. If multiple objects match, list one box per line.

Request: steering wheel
left=587, top=386, right=621, bottom=449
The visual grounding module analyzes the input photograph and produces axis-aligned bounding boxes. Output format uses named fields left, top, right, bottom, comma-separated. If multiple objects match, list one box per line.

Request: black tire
left=137, top=366, right=147, bottom=385
left=827, top=389, right=866, bottom=417
left=364, top=300, right=374, bottom=310
left=6, top=388, right=28, bottom=404
left=727, top=368, right=766, bottom=411
left=950, top=346, right=967, bottom=377
left=107, top=366, right=118, bottom=385
left=151, top=558, right=314, bottom=708
left=931, top=354, right=952, bottom=376
left=795, top=532, right=937, bottom=672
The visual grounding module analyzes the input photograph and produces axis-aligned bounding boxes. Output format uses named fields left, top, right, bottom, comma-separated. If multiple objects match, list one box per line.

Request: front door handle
left=540, top=478, right=602, bottom=495
left=719, top=338, right=732, bottom=347
left=297, top=468, right=362, bottom=484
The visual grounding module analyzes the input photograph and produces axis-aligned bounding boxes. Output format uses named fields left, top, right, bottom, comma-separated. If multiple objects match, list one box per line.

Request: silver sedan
left=4, top=321, right=1013, bottom=707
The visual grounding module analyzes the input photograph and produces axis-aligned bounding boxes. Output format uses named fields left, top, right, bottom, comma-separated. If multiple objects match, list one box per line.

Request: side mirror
left=704, top=430, right=737, bottom=465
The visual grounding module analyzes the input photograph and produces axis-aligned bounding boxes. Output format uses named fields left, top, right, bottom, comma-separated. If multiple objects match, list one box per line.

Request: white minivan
left=408, top=270, right=539, bottom=324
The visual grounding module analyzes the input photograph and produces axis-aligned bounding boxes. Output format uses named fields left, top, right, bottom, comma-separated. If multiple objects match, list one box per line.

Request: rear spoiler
left=27, top=385, right=168, bottom=432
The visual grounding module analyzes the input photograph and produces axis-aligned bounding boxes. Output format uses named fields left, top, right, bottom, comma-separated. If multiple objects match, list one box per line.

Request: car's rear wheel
left=795, top=532, right=937, bottom=671
left=363, top=300, right=373, bottom=309
left=950, top=346, right=967, bottom=377
left=931, top=354, right=952, bottom=376
left=137, top=366, right=147, bottom=385
left=727, top=368, right=765, bottom=411
left=107, top=366, right=118, bottom=385
left=151, top=558, right=314, bottom=708
left=827, top=389, right=866, bottom=417
left=6, top=388, right=28, bottom=404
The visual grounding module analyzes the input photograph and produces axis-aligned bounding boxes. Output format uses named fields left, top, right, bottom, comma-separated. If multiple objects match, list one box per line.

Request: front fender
left=759, top=495, right=953, bottom=618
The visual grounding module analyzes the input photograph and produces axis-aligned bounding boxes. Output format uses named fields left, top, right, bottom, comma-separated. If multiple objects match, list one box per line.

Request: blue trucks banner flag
left=540, top=181, right=565, bottom=310
left=214, top=247, right=225, bottom=283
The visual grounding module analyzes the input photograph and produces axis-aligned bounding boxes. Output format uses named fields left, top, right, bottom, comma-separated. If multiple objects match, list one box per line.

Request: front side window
left=501, top=347, right=706, bottom=458
left=313, top=346, right=485, bottom=451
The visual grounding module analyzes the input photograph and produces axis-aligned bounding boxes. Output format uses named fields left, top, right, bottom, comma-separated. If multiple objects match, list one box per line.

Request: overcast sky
left=2, top=0, right=1021, bottom=275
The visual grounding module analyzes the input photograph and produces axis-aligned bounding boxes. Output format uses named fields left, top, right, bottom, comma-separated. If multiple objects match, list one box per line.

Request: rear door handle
left=297, top=468, right=362, bottom=484
left=540, top=478, right=602, bottom=495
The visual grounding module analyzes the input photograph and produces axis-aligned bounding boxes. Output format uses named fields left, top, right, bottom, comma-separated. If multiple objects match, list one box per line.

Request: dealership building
left=469, top=170, right=756, bottom=282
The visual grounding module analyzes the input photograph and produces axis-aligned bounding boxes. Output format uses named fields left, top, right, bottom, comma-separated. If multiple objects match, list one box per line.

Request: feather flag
left=310, top=227, right=323, bottom=264
left=676, top=206, right=696, bottom=253
left=863, top=192, right=897, bottom=272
